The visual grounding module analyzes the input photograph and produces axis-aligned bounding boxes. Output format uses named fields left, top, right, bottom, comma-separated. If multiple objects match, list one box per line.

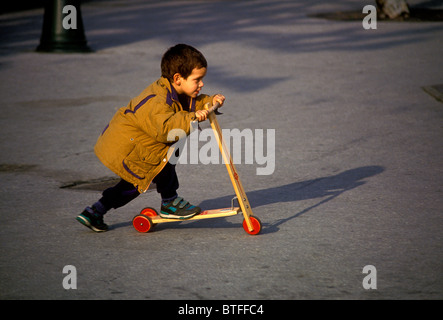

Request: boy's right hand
left=195, top=110, right=209, bottom=122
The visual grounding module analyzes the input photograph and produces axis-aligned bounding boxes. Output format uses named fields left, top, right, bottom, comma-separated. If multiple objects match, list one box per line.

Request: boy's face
left=174, top=67, right=207, bottom=98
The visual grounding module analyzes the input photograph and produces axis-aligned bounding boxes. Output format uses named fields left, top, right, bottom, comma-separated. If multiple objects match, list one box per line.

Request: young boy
left=77, top=44, right=225, bottom=232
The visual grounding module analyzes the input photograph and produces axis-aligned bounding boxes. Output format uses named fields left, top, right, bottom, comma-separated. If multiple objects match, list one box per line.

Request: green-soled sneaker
left=159, top=197, right=201, bottom=219
left=76, top=207, right=109, bottom=232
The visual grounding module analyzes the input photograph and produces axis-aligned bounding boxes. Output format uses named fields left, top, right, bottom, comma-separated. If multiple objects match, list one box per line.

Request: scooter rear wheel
left=243, top=216, right=262, bottom=235
left=133, top=215, right=153, bottom=233
left=140, top=207, right=158, bottom=217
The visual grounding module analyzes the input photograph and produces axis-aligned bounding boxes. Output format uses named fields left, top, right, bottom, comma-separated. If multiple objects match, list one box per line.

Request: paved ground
left=0, top=0, right=442, bottom=300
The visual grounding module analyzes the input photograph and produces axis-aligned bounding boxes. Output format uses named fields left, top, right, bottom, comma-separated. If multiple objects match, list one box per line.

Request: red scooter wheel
left=243, top=216, right=262, bottom=235
left=140, top=207, right=158, bottom=217
left=133, top=215, right=153, bottom=233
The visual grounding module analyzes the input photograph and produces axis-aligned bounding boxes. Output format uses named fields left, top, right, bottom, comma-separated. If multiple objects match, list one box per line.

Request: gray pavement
left=0, top=0, right=442, bottom=300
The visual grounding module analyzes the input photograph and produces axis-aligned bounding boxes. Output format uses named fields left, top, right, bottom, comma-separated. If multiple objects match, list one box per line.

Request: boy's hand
left=195, top=110, right=209, bottom=122
left=196, top=94, right=226, bottom=122
left=213, top=94, right=225, bottom=107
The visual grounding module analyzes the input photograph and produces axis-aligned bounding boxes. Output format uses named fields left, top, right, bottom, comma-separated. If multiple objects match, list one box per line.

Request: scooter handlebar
left=208, top=102, right=222, bottom=115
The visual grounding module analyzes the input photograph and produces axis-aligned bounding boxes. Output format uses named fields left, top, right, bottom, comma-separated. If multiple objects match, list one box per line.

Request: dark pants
left=99, top=162, right=178, bottom=212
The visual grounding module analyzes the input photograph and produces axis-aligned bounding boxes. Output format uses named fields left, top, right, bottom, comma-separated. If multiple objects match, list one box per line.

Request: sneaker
left=159, top=197, right=201, bottom=219
left=76, top=206, right=109, bottom=232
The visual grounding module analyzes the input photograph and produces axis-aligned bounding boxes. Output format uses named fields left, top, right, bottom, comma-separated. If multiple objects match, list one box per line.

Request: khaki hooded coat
left=94, top=77, right=213, bottom=193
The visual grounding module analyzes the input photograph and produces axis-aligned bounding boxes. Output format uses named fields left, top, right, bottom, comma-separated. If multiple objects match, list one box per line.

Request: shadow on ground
left=2, top=1, right=442, bottom=58
left=114, top=165, right=384, bottom=234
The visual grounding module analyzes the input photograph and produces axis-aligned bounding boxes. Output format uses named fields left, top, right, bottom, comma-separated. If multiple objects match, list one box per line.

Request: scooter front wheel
left=243, top=216, right=262, bottom=235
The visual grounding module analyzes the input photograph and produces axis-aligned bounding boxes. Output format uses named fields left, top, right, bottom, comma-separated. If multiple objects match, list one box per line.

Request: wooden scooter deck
left=150, top=207, right=241, bottom=224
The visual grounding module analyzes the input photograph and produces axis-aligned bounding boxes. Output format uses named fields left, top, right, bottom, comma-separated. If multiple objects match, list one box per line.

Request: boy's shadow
left=114, top=166, right=384, bottom=233
left=195, top=165, right=385, bottom=234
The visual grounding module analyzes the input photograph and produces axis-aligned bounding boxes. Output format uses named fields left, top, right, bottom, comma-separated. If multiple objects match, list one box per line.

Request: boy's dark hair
left=161, top=44, right=207, bottom=81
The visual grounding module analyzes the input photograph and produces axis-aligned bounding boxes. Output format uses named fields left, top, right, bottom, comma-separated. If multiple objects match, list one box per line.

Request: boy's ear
left=173, top=73, right=182, bottom=86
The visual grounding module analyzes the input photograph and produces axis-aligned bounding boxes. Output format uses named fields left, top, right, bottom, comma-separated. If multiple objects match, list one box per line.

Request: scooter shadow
left=113, top=166, right=384, bottom=234
left=195, top=165, right=385, bottom=234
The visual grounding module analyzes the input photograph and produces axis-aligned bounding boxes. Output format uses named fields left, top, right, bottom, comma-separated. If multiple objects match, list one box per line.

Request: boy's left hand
left=213, top=94, right=225, bottom=107
left=196, top=94, right=226, bottom=122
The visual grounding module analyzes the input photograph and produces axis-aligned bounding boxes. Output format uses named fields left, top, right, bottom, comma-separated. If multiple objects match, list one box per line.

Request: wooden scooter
left=132, top=102, right=262, bottom=235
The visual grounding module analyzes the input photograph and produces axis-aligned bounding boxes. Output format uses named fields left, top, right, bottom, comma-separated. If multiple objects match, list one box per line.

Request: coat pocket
left=122, top=144, right=160, bottom=180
